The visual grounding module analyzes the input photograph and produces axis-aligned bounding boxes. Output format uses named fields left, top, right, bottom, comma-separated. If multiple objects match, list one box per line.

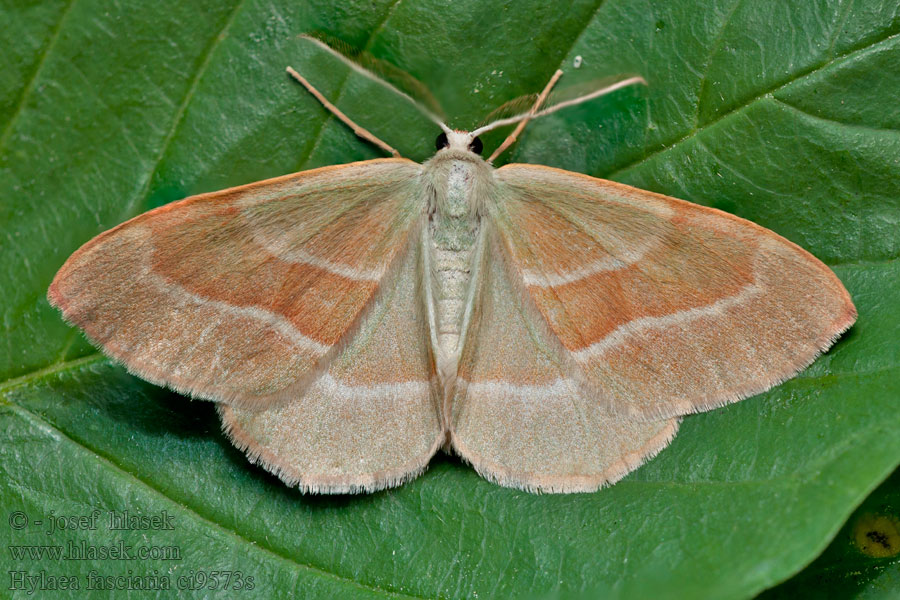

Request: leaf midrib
left=3, top=356, right=897, bottom=599
left=4, top=399, right=429, bottom=600
left=3, top=342, right=897, bottom=598
left=603, top=29, right=900, bottom=180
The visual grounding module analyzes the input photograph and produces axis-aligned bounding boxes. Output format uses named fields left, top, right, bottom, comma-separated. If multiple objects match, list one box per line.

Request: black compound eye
left=468, top=136, right=483, bottom=155
left=435, top=132, right=449, bottom=150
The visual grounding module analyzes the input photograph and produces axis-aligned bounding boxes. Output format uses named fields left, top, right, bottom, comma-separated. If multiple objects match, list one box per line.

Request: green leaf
left=760, top=467, right=900, bottom=600
left=2, top=1, right=898, bottom=598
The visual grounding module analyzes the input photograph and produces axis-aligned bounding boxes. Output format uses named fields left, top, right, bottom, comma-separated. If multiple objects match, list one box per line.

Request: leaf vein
left=772, top=96, right=900, bottom=136
left=0, top=353, right=105, bottom=396
left=0, top=0, right=78, bottom=151
left=294, top=0, right=405, bottom=169
left=115, top=0, right=248, bottom=224
left=553, top=0, right=609, bottom=75
left=693, top=0, right=745, bottom=129
left=605, top=30, right=900, bottom=180
left=4, top=400, right=430, bottom=600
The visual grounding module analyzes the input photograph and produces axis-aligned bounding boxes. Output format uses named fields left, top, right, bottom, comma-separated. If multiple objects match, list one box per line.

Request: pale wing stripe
left=147, top=269, right=332, bottom=355
left=574, top=281, right=764, bottom=360
left=139, top=229, right=331, bottom=355
left=317, top=373, right=431, bottom=399
left=460, top=378, right=573, bottom=397
left=521, top=240, right=656, bottom=287
left=249, top=233, right=385, bottom=282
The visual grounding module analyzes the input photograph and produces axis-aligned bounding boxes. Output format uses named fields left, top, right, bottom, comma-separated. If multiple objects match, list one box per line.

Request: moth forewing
left=489, top=164, right=857, bottom=422
left=48, top=55, right=855, bottom=494
left=48, top=159, right=425, bottom=412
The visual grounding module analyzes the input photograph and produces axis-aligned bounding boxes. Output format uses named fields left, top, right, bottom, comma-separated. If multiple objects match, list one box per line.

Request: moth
left=48, top=46, right=856, bottom=494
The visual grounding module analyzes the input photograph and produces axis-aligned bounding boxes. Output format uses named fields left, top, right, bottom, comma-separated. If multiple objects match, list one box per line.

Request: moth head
left=436, top=129, right=483, bottom=156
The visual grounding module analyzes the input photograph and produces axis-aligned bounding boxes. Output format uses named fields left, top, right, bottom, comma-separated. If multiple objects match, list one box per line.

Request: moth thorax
left=439, top=160, right=477, bottom=218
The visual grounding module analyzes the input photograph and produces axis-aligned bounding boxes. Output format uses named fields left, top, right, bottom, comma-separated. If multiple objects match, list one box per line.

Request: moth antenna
left=484, top=69, right=563, bottom=163
left=286, top=66, right=402, bottom=158
left=533, top=75, right=647, bottom=119
left=474, top=73, right=648, bottom=162
left=299, top=34, right=447, bottom=127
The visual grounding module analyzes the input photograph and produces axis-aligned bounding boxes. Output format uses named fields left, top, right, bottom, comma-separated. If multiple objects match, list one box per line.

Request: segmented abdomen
left=434, top=242, right=474, bottom=360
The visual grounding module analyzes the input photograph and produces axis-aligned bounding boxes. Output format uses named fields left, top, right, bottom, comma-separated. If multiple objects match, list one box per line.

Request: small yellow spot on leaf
left=853, top=513, right=900, bottom=558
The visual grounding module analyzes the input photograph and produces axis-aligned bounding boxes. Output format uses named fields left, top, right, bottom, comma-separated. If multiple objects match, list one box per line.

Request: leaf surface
left=2, top=1, right=898, bottom=598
